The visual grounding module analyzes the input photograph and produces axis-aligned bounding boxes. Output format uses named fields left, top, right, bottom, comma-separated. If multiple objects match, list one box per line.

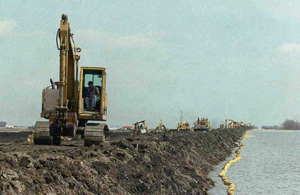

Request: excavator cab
left=78, top=67, right=107, bottom=121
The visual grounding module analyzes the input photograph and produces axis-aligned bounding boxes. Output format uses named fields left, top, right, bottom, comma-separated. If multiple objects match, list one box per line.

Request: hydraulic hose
left=56, top=28, right=60, bottom=50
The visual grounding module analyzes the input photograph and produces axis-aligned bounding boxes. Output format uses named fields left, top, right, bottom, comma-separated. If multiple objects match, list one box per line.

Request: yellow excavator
left=155, top=119, right=167, bottom=132
left=225, top=119, right=240, bottom=129
left=34, top=14, right=109, bottom=146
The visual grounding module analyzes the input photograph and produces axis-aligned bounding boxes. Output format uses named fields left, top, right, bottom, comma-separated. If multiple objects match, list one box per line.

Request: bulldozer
left=34, top=14, right=109, bottom=146
left=177, top=121, right=191, bottom=131
left=193, top=117, right=212, bottom=131
left=133, top=120, right=148, bottom=136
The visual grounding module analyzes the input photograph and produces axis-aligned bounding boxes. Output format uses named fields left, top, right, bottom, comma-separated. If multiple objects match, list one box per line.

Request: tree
left=282, top=119, right=300, bottom=130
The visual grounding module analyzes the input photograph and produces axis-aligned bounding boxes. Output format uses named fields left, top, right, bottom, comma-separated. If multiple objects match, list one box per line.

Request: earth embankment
left=0, top=128, right=246, bottom=194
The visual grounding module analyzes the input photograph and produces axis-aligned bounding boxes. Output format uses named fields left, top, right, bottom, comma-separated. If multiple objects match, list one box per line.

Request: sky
left=1, top=0, right=300, bottom=128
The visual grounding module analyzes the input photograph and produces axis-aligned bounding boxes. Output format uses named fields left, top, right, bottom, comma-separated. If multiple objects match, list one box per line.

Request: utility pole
left=180, top=110, right=183, bottom=123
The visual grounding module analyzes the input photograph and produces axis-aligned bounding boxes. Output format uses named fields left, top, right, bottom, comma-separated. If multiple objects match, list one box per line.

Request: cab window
left=83, top=70, right=102, bottom=88
left=82, top=69, right=103, bottom=111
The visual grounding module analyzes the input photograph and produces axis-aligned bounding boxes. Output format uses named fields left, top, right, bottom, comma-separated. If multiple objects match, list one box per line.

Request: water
left=209, top=129, right=300, bottom=195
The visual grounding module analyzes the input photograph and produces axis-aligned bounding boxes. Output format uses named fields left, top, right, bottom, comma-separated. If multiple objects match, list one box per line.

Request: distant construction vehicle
left=155, top=119, right=167, bottom=132
left=34, top=14, right=109, bottom=146
left=133, top=120, right=148, bottom=135
left=176, top=111, right=191, bottom=131
left=240, top=121, right=245, bottom=127
left=246, top=123, right=253, bottom=128
left=225, top=119, right=241, bottom=129
left=193, top=117, right=212, bottom=131
left=177, top=121, right=191, bottom=131
left=221, top=120, right=253, bottom=129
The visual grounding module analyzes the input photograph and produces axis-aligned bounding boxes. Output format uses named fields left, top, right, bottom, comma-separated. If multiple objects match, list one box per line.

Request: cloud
left=278, top=42, right=300, bottom=53
left=76, top=30, right=165, bottom=49
left=0, top=19, right=44, bottom=38
left=0, top=19, right=16, bottom=34
left=16, top=31, right=45, bottom=38
left=253, top=1, right=300, bottom=20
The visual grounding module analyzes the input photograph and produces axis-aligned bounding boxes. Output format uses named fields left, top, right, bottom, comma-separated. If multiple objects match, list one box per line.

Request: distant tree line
left=261, top=125, right=279, bottom=130
left=0, top=121, right=7, bottom=127
left=282, top=119, right=300, bottom=130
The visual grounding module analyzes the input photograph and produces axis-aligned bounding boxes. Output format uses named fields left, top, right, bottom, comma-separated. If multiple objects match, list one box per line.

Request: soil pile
left=0, top=128, right=246, bottom=194
left=0, top=132, right=31, bottom=143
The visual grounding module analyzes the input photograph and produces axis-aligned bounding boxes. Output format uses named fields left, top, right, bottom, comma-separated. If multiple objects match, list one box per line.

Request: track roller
left=52, top=136, right=61, bottom=145
left=33, top=121, right=52, bottom=145
left=84, top=123, right=109, bottom=146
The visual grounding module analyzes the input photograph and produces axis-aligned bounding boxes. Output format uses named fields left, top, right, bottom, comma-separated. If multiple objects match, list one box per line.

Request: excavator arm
left=225, top=119, right=236, bottom=129
left=56, top=14, right=80, bottom=112
left=57, top=14, right=69, bottom=109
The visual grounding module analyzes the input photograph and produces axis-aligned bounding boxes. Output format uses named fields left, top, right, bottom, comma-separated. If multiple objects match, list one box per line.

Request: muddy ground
left=0, top=132, right=31, bottom=143
left=0, top=128, right=246, bottom=195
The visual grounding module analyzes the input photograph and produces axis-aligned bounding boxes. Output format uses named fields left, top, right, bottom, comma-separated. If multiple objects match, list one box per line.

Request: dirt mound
left=0, top=128, right=246, bottom=194
left=0, top=132, right=31, bottom=143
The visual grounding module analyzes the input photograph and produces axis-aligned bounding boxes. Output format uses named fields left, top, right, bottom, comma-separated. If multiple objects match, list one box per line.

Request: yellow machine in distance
left=193, top=117, right=212, bottom=131
left=221, top=120, right=252, bottom=129
left=133, top=120, right=148, bottom=136
left=177, top=121, right=191, bottom=131
left=225, top=119, right=240, bottom=129
left=155, top=119, right=167, bottom=131
left=34, top=14, right=108, bottom=146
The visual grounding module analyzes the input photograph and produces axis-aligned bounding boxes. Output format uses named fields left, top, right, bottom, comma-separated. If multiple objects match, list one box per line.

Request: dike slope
left=0, top=128, right=246, bottom=195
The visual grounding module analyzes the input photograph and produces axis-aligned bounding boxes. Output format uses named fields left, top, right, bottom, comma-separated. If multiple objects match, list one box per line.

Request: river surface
left=209, top=129, right=300, bottom=195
